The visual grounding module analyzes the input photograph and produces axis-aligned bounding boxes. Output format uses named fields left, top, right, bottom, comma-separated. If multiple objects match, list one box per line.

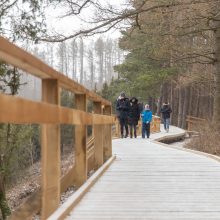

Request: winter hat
left=145, top=104, right=150, bottom=110
left=120, top=91, right=126, bottom=98
left=131, top=97, right=138, bottom=103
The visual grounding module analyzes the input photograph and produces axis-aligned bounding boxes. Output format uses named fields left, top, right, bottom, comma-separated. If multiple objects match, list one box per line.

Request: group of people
left=116, top=92, right=172, bottom=139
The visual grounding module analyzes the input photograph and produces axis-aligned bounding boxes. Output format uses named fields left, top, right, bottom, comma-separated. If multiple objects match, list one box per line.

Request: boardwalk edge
left=153, top=132, right=220, bottom=163
left=47, top=155, right=116, bottom=220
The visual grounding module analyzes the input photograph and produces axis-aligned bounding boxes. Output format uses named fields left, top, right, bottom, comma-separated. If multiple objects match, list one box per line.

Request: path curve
left=65, top=126, right=220, bottom=220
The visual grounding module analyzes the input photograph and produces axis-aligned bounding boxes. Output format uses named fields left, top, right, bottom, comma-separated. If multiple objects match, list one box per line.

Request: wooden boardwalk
left=65, top=126, right=220, bottom=220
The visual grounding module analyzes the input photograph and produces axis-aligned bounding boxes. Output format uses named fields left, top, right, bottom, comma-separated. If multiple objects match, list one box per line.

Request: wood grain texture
left=0, top=93, right=114, bottom=125
left=41, top=79, right=61, bottom=219
left=87, top=137, right=95, bottom=173
left=74, top=94, right=88, bottom=188
left=103, top=105, right=112, bottom=162
left=0, top=36, right=115, bottom=219
left=66, top=126, right=220, bottom=220
left=93, top=102, right=104, bottom=168
left=7, top=190, right=41, bottom=220
left=48, top=156, right=116, bottom=220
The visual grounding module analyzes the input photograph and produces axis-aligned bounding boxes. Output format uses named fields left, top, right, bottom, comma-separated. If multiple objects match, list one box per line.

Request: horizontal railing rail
left=0, top=37, right=110, bottom=105
left=186, top=115, right=206, bottom=131
left=0, top=36, right=114, bottom=220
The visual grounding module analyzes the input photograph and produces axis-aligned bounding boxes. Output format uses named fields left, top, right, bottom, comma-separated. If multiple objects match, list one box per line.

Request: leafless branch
left=40, top=0, right=216, bottom=42
left=0, top=0, right=18, bottom=17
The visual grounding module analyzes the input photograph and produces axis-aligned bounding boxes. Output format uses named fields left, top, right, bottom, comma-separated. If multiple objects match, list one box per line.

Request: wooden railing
left=186, top=115, right=206, bottom=131
left=113, top=115, right=161, bottom=138
left=0, top=36, right=114, bottom=220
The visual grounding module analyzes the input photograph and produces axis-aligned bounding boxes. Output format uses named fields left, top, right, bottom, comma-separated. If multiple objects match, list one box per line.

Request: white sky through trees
left=45, top=0, right=130, bottom=40
left=11, top=0, right=129, bottom=100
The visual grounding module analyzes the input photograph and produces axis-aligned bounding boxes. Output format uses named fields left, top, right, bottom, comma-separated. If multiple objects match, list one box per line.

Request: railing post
left=74, top=94, right=87, bottom=188
left=41, top=79, right=60, bottom=219
left=137, top=120, right=141, bottom=136
left=103, top=105, right=112, bottom=161
left=93, top=101, right=103, bottom=168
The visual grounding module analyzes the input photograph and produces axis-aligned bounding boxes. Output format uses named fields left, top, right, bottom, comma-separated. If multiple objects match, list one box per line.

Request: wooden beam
left=60, top=167, right=75, bottom=193
left=7, top=190, right=41, bottom=220
left=87, top=146, right=95, bottom=160
left=0, top=93, right=114, bottom=125
left=0, top=36, right=111, bottom=105
left=47, top=156, right=116, bottom=220
left=103, top=105, right=112, bottom=161
left=87, top=137, right=95, bottom=174
left=114, top=117, right=120, bottom=138
left=41, top=79, right=61, bottom=219
left=93, top=102, right=103, bottom=168
left=8, top=166, right=77, bottom=220
left=74, top=94, right=87, bottom=188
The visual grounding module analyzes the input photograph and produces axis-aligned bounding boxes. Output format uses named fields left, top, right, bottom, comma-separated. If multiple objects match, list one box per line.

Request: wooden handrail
left=0, top=93, right=114, bottom=125
left=0, top=36, right=110, bottom=105
left=186, top=115, right=206, bottom=122
left=8, top=136, right=96, bottom=220
left=0, top=36, right=113, bottom=219
left=186, top=115, right=206, bottom=131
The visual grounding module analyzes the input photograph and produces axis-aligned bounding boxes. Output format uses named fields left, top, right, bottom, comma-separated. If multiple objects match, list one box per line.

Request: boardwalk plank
left=66, top=126, right=220, bottom=220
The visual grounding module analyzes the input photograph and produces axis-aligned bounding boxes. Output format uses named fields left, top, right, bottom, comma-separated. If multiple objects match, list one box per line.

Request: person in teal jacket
left=141, top=104, right=152, bottom=138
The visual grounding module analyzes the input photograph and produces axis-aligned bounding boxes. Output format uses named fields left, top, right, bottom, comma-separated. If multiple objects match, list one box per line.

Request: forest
left=1, top=0, right=220, bottom=219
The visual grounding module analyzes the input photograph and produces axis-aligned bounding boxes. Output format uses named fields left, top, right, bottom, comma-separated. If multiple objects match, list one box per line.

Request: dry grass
left=7, top=150, right=75, bottom=211
left=185, top=122, right=220, bottom=156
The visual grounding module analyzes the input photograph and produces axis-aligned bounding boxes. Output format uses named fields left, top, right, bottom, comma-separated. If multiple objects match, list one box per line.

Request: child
left=141, top=104, right=152, bottom=138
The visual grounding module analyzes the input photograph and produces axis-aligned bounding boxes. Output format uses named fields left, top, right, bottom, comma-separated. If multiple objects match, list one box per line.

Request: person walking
left=116, top=92, right=130, bottom=138
left=141, top=104, right=152, bottom=139
left=128, top=97, right=140, bottom=138
left=160, top=102, right=172, bottom=132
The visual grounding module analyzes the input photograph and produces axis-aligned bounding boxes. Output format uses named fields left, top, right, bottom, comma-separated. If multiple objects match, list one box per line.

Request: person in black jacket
left=160, top=102, right=172, bottom=132
left=128, top=97, right=140, bottom=138
left=116, top=92, right=130, bottom=138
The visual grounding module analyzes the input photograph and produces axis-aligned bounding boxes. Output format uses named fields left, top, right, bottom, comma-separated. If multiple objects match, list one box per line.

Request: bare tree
left=79, top=37, right=84, bottom=84
left=70, top=39, right=78, bottom=80
left=95, top=37, right=104, bottom=86
left=88, top=47, right=94, bottom=89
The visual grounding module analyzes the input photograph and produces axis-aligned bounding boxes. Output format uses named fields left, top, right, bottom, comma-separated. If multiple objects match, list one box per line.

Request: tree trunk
left=156, top=84, right=163, bottom=116
left=208, top=80, right=213, bottom=120
left=80, top=38, right=84, bottom=84
left=0, top=157, right=11, bottom=220
left=193, top=87, right=199, bottom=117
left=182, top=86, right=190, bottom=129
left=213, top=15, right=220, bottom=128
left=170, top=81, right=173, bottom=124
left=197, top=88, right=202, bottom=117
left=177, top=87, right=183, bottom=128
left=162, top=82, right=169, bottom=103
left=188, top=85, right=193, bottom=117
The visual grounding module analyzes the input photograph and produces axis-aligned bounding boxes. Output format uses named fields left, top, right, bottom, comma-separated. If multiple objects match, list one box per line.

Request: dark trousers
left=163, top=118, right=170, bottom=130
left=129, top=124, right=137, bottom=138
left=120, top=117, right=128, bottom=137
left=142, top=122, right=150, bottom=138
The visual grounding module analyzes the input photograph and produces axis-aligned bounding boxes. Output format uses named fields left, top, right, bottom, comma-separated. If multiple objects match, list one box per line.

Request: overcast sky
left=45, top=0, right=130, bottom=39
